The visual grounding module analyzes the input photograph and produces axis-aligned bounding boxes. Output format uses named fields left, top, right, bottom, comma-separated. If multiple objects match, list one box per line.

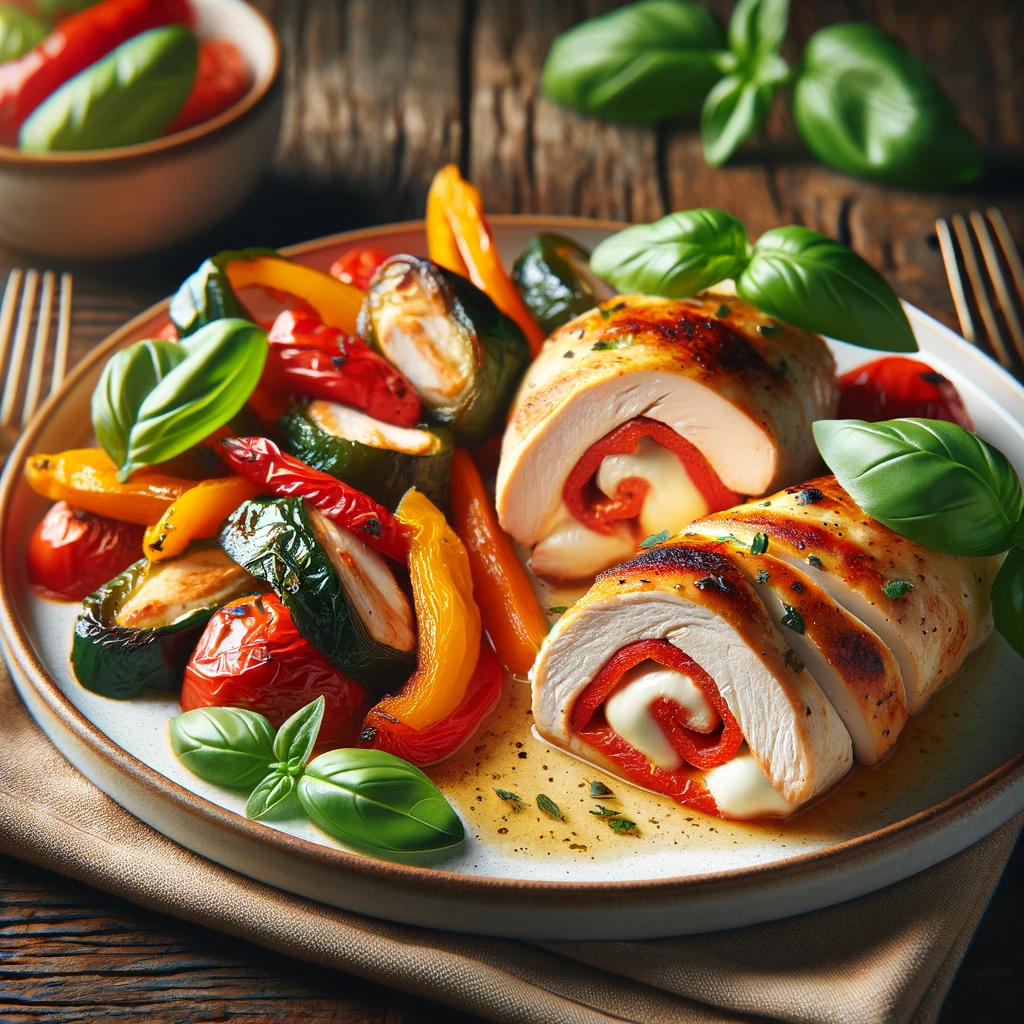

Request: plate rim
left=1, top=214, right=1022, bottom=902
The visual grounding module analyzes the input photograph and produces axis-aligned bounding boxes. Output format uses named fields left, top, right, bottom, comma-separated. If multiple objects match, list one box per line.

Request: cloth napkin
left=0, top=661, right=1017, bottom=1024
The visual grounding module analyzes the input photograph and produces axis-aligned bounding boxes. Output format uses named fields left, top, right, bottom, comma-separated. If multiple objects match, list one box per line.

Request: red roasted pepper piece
left=0, top=0, right=194, bottom=145
left=262, top=309, right=422, bottom=428
left=329, top=247, right=390, bottom=290
left=563, top=417, right=739, bottom=535
left=165, top=38, right=251, bottom=135
left=218, top=436, right=409, bottom=563
left=359, top=641, right=502, bottom=766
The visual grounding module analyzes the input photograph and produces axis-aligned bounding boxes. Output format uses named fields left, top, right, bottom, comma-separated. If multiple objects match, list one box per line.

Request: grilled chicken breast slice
left=688, top=477, right=998, bottom=712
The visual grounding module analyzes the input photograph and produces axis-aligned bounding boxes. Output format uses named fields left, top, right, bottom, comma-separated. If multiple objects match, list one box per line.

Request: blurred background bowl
left=0, top=0, right=282, bottom=260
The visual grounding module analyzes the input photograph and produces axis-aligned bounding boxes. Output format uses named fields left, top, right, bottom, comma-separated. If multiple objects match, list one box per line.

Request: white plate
left=1, top=216, right=1022, bottom=939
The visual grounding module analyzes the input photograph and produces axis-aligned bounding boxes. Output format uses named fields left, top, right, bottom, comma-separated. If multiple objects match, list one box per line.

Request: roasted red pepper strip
left=0, top=0, right=194, bottom=145
left=563, top=417, right=739, bottom=535
left=263, top=309, right=422, bottom=427
left=359, top=641, right=502, bottom=766
left=218, top=436, right=409, bottom=563
left=329, top=247, right=390, bottom=290
left=165, top=38, right=252, bottom=135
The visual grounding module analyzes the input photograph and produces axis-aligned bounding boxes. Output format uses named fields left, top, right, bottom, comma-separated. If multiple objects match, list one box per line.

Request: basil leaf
left=992, top=547, right=1024, bottom=660
left=169, top=707, right=276, bottom=789
left=590, top=209, right=749, bottom=297
left=0, top=4, right=47, bottom=64
left=273, top=696, right=325, bottom=765
left=700, top=73, right=770, bottom=167
left=245, top=770, right=299, bottom=820
left=536, top=794, right=564, bottom=820
left=91, top=339, right=186, bottom=471
left=113, top=318, right=268, bottom=480
left=297, top=749, right=465, bottom=853
left=814, top=418, right=1024, bottom=557
left=792, top=23, right=981, bottom=187
left=728, top=0, right=789, bottom=68
left=541, top=0, right=726, bottom=123
left=19, top=26, right=198, bottom=152
left=170, top=247, right=276, bottom=338
left=737, top=226, right=918, bottom=352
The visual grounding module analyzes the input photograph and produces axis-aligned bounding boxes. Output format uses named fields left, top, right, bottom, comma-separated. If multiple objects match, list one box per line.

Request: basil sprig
left=590, top=209, right=916, bottom=352
left=92, top=318, right=268, bottom=481
left=541, top=0, right=726, bottom=123
left=169, top=698, right=466, bottom=854
left=0, top=4, right=47, bottom=64
left=814, top=417, right=1024, bottom=659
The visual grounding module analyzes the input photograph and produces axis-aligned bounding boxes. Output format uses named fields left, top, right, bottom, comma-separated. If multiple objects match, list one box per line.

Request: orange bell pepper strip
left=143, top=475, right=262, bottom=561
left=24, top=449, right=192, bottom=525
left=369, top=489, right=482, bottom=732
left=425, top=165, right=546, bottom=357
left=448, top=449, right=548, bottom=677
left=225, top=256, right=364, bottom=335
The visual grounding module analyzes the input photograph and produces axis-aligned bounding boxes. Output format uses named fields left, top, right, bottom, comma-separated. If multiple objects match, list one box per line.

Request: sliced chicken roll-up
left=532, top=544, right=854, bottom=820
left=496, top=293, right=837, bottom=580
left=686, top=476, right=999, bottom=714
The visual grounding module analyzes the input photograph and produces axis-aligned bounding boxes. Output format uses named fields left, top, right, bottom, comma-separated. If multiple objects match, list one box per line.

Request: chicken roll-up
left=496, top=294, right=837, bottom=580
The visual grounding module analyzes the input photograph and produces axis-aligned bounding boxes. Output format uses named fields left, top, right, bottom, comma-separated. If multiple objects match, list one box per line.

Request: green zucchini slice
left=511, top=232, right=615, bottom=336
left=71, top=545, right=260, bottom=699
left=218, top=496, right=416, bottom=695
left=280, top=399, right=452, bottom=511
left=358, top=255, right=530, bottom=447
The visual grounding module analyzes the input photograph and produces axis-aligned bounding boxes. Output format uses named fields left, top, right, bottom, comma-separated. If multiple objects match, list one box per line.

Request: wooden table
left=1, top=1, right=1021, bottom=1019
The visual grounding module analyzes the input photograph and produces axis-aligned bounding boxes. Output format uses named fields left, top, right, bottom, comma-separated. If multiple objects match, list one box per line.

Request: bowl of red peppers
left=0, top=0, right=281, bottom=258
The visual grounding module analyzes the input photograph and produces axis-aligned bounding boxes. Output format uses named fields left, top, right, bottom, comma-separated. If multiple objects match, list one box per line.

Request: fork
left=935, top=208, right=1024, bottom=381
left=0, top=269, right=73, bottom=463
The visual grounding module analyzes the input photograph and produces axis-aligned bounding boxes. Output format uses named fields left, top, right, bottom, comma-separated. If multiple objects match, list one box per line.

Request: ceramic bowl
left=0, top=0, right=282, bottom=260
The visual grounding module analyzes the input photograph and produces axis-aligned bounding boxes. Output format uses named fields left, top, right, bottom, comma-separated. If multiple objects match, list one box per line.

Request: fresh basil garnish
left=298, top=749, right=465, bottom=853
left=589, top=780, right=614, bottom=798
left=541, top=0, right=726, bottom=123
left=750, top=532, right=769, bottom=555
left=273, top=695, right=325, bottom=765
left=640, top=530, right=671, bottom=549
left=814, top=419, right=1024, bottom=557
left=780, top=605, right=805, bottom=634
left=590, top=209, right=749, bottom=298
left=792, top=23, right=981, bottom=187
left=92, top=318, right=268, bottom=480
left=245, top=771, right=299, bottom=821
left=0, top=5, right=47, bottom=64
left=992, top=548, right=1024, bottom=660
left=736, top=227, right=918, bottom=352
left=882, top=580, right=914, bottom=600
left=536, top=794, right=564, bottom=821
left=169, top=707, right=276, bottom=789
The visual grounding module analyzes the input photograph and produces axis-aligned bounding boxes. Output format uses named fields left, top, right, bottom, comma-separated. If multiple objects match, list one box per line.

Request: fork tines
left=0, top=269, right=72, bottom=436
left=936, top=208, right=1024, bottom=378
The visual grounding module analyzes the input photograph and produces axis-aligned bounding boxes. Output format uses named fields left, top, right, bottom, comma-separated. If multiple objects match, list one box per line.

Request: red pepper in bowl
left=165, top=38, right=251, bottom=135
left=329, top=247, right=390, bottom=290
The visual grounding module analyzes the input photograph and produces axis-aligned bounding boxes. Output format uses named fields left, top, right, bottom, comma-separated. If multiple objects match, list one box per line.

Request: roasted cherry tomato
left=837, top=356, right=974, bottom=429
left=329, top=247, right=389, bottom=290
left=27, top=500, right=144, bottom=600
left=181, top=593, right=369, bottom=754
left=165, top=38, right=252, bottom=135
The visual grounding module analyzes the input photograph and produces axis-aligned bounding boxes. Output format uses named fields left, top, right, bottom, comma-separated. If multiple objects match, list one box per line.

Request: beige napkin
left=0, top=662, right=1017, bottom=1024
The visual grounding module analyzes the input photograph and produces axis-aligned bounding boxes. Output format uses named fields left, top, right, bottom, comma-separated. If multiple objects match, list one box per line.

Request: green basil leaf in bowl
left=245, top=770, right=300, bottom=821
left=297, top=748, right=465, bottom=854
left=169, top=706, right=277, bottom=789
left=273, top=695, right=325, bottom=765
left=736, top=226, right=918, bottom=352
left=792, top=22, right=982, bottom=187
left=0, top=4, right=47, bottom=65
left=19, top=25, right=199, bottom=152
left=992, top=546, right=1024, bottom=660
left=814, top=418, right=1024, bottom=557
left=541, top=0, right=726, bottom=123
left=590, top=208, right=750, bottom=297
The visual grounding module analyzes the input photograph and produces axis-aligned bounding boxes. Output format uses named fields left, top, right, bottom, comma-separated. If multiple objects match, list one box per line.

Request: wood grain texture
left=0, top=0, right=1021, bottom=1021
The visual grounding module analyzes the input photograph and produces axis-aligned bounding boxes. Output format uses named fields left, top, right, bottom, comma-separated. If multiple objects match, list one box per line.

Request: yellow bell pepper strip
left=368, top=488, right=482, bottom=732
left=425, top=164, right=546, bottom=357
left=448, top=449, right=548, bottom=677
left=143, top=475, right=262, bottom=561
left=225, top=256, right=365, bottom=335
left=24, top=449, right=192, bottom=525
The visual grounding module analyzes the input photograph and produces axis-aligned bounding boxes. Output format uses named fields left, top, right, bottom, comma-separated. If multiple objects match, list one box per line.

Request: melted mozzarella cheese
left=530, top=502, right=636, bottom=580
left=703, top=749, right=792, bottom=819
left=595, top=436, right=709, bottom=537
left=604, top=661, right=721, bottom=771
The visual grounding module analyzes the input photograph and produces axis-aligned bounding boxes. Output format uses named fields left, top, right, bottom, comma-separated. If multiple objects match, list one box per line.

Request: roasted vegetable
left=217, top=496, right=416, bottom=694
left=165, top=38, right=251, bottom=135
left=511, top=232, right=614, bottom=335
left=71, top=545, right=258, bottom=699
left=280, top=400, right=452, bottom=512
left=358, top=255, right=530, bottom=447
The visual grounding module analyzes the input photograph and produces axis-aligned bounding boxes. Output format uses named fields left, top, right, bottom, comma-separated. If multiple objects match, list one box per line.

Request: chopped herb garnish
left=796, top=488, right=824, bottom=506
left=609, top=818, right=637, bottom=834
left=715, top=303, right=730, bottom=318
left=755, top=569, right=770, bottom=584
left=589, top=780, right=614, bottom=798
left=548, top=605, right=568, bottom=615
left=493, top=788, right=522, bottom=809
left=807, top=555, right=824, bottom=570
left=536, top=794, right=563, bottom=820
left=758, top=322, right=782, bottom=337
left=781, top=605, right=806, bottom=635
left=695, top=574, right=729, bottom=593
left=777, top=358, right=789, bottom=377
left=784, top=647, right=805, bottom=673
left=598, top=301, right=627, bottom=320
left=589, top=805, right=621, bottom=817
left=759, top=501, right=772, bottom=507
left=640, top=530, right=670, bottom=549
left=563, top=350, right=574, bottom=358
left=882, top=580, right=915, bottom=599
left=750, top=532, right=769, bottom=555
left=362, top=517, right=381, bottom=537
left=591, top=340, right=609, bottom=350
